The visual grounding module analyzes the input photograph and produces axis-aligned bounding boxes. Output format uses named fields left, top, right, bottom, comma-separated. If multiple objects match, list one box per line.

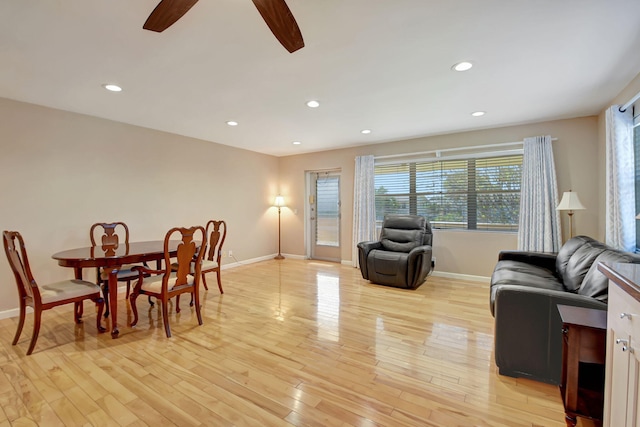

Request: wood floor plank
left=0, top=259, right=573, bottom=426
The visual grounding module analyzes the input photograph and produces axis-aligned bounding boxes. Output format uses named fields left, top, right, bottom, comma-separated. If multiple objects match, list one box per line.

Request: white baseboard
left=0, top=307, right=22, bottom=321
left=221, top=253, right=305, bottom=270
left=431, top=271, right=490, bottom=283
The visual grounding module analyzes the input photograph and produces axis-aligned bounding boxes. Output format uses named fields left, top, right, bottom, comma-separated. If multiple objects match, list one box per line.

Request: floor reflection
left=316, top=272, right=340, bottom=342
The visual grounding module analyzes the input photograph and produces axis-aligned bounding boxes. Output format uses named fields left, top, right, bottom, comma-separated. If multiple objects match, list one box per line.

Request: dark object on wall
left=357, top=214, right=433, bottom=289
left=490, top=235, right=640, bottom=384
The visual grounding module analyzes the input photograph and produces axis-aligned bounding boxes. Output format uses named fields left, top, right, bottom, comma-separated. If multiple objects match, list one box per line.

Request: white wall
left=0, top=97, right=280, bottom=313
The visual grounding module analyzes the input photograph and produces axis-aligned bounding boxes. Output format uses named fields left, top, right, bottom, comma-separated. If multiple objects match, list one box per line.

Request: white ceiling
left=1, top=1, right=640, bottom=157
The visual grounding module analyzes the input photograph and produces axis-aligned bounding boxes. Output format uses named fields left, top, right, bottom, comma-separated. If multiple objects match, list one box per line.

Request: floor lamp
left=274, top=195, right=285, bottom=260
left=557, top=191, right=586, bottom=239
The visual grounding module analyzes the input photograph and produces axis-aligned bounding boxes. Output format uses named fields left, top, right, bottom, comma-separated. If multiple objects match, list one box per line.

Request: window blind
left=374, top=154, right=522, bottom=231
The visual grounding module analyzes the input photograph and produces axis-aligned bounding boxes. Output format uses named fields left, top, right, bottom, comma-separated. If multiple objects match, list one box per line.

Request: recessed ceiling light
left=292, top=141, right=302, bottom=145
left=226, top=121, right=238, bottom=126
left=103, top=84, right=122, bottom=92
left=471, top=111, right=485, bottom=117
left=306, top=100, right=320, bottom=108
left=452, top=61, right=473, bottom=72
left=361, top=129, right=372, bottom=134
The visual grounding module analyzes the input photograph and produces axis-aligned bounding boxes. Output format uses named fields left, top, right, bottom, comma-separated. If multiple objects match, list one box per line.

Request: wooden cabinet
left=599, top=263, right=640, bottom=427
left=558, top=305, right=606, bottom=427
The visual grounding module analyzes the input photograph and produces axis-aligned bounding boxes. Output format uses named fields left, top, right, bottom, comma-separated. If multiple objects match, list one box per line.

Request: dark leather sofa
left=490, top=235, right=640, bottom=384
left=357, top=214, right=433, bottom=289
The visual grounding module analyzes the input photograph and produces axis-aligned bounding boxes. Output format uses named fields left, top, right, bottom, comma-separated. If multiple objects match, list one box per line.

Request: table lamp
left=556, top=191, right=586, bottom=238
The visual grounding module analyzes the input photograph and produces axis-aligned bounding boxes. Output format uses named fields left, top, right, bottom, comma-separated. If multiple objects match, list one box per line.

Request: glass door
left=308, top=170, right=341, bottom=262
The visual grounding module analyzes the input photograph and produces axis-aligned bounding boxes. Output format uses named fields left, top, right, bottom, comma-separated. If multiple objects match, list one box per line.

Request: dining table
left=52, top=240, right=180, bottom=338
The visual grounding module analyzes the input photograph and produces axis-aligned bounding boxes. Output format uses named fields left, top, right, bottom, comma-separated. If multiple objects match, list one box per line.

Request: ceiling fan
left=143, top=0, right=305, bottom=53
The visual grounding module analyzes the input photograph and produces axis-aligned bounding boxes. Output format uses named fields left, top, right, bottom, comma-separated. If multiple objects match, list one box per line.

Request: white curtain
left=352, top=155, right=377, bottom=267
left=605, top=105, right=635, bottom=251
left=517, top=135, right=562, bottom=251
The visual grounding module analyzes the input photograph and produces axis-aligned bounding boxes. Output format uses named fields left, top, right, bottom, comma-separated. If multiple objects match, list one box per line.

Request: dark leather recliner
left=357, top=214, right=433, bottom=289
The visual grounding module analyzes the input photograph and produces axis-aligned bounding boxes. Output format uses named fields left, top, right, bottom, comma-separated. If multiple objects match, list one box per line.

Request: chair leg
left=161, top=298, right=171, bottom=338
left=95, top=298, right=106, bottom=333
left=193, top=289, right=203, bottom=326
left=74, top=301, right=83, bottom=323
left=129, top=291, right=140, bottom=327
left=216, top=270, right=224, bottom=294
left=12, top=300, right=26, bottom=346
left=27, top=309, right=42, bottom=355
left=102, top=282, right=110, bottom=318
left=201, top=273, right=209, bottom=291
left=176, top=295, right=181, bottom=313
left=148, top=296, right=154, bottom=307
left=126, top=281, right=131, bottom=298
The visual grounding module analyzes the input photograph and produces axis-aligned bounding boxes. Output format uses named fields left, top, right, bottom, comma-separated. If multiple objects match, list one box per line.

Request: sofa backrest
left=379, top=214, right=432, bottom=253
left=579, top=249, right=640, bottom=302
left=556, top=235, right=609, bottom=291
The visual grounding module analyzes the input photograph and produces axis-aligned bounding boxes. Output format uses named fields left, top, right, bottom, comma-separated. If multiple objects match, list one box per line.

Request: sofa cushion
left=579, top=249, right=640, bottom=302
left=555, top=236, right=594, bottom=282
left=490, top=260, right=564, bottom=313
left=556, top=236, right=608, bottom=291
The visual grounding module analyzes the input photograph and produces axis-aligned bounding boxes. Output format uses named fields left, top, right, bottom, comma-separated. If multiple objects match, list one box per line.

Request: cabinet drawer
left=609, top=282, right=640, bottom=338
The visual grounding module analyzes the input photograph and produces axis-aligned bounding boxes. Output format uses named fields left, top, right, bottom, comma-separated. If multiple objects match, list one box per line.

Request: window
left=374, top=154, right=522, bottom=231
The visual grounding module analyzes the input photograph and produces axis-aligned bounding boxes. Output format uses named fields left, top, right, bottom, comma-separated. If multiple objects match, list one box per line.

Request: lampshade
left=556, top=191, right=585, bottom=211
left=274, top=195, right=285, bottom=207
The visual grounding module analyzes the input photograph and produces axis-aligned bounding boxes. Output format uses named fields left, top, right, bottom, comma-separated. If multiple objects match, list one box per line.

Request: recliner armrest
left=357, top=241, right=382, bottom=279
left=498, top=250, right=558, bottom=272
left=407, top=244, right=433, bottom=288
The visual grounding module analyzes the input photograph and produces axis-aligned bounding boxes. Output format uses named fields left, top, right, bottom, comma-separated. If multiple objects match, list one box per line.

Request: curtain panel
left=605, top=105, right=635, bottom=251
left=517, top=135, right=562, bottom=251
left=352, top=155, right=377, bottom=267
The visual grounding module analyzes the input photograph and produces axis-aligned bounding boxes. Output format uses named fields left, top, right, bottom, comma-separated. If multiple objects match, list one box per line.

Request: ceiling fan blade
left=143, top=0, right=199, bottom=32
left=251, top=0, right=305, bottom=53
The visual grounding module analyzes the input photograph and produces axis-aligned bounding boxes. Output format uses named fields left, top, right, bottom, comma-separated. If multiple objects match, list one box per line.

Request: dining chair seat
left=39, top=279, right=103, bottom=304
left=139, top=272, right=195, bottom=294
left=170, top=260, right=217, bottom=275
left=99, top=265, right=139, bottom=281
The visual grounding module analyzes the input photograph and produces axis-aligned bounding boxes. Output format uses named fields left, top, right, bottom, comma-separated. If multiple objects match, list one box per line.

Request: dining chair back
left=202, top=220, right=227, bottom=294
left=3, top=230, right=105, bottom=355
left=89, top=222, right=142, bottom=316
left=129, top=225, right=206, bottom=338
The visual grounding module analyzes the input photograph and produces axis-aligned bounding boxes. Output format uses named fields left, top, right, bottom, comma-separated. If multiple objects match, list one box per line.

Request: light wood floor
left=0, top=259, right=586, bottom=426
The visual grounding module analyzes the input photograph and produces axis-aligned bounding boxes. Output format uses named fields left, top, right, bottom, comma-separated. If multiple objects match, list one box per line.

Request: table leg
left=107, top=268, right=119, bottom=338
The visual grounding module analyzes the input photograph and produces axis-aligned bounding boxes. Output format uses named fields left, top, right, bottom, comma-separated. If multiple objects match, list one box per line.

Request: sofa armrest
left=357, top=241, right=382, bottom=279
left=498, top=250, right=558, bottom=272
left=493, top=284, right=606, bottom=384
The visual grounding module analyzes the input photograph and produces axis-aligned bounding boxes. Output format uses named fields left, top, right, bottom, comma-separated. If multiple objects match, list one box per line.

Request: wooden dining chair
left=169, top=219, right=226, bottom=307
left=90, top=222, right=144, bottom=317
left=201, top=220, right=227, bottom=294
left=129, top=226, right=206, bottom=338
left=3, top=230, right=105, bottom=355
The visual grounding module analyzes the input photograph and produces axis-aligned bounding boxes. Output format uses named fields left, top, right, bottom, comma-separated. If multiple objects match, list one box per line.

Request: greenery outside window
left=375, top=154, right=523, bottom=231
